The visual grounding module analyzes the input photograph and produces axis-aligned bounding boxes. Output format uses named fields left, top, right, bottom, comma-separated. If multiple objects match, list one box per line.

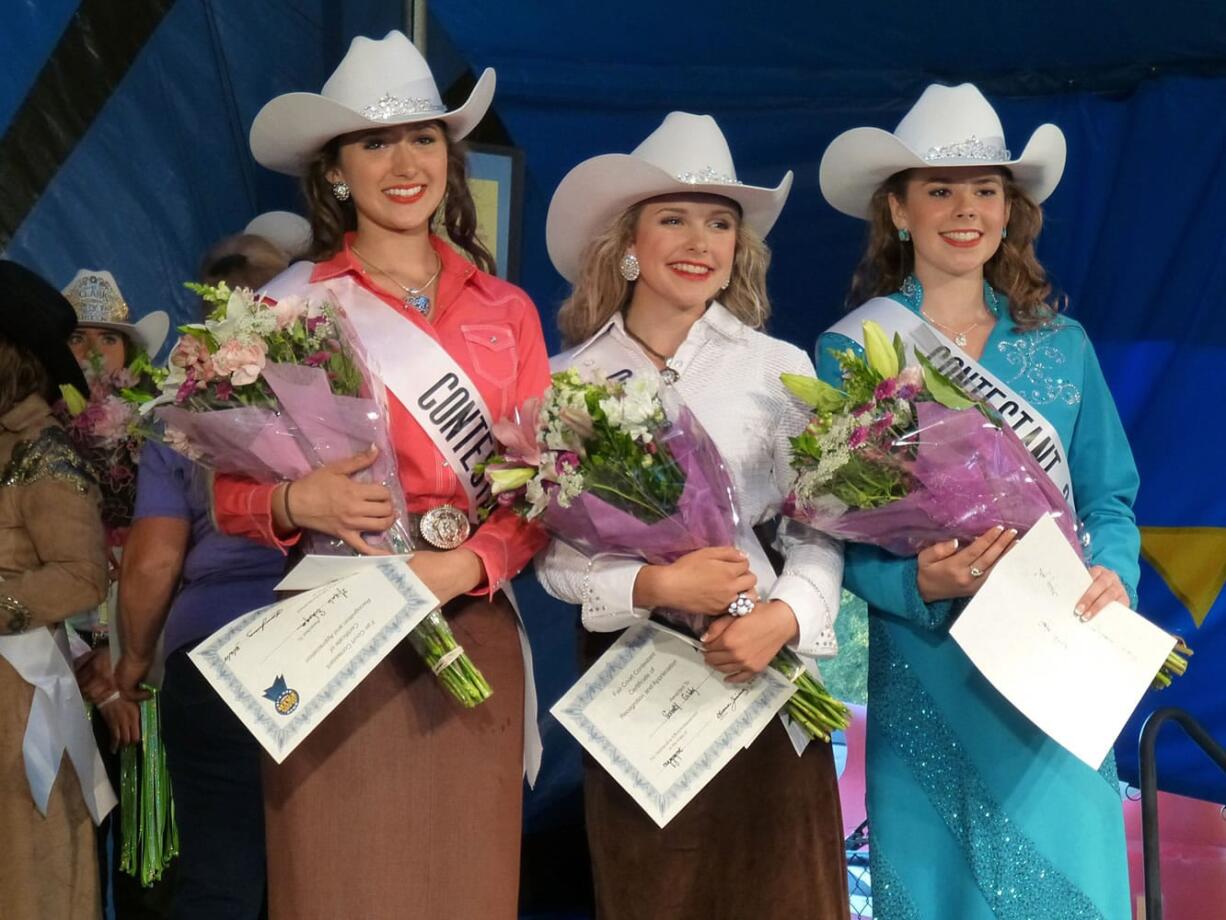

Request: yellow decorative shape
left=1139, top=526, right=1226, bottom=627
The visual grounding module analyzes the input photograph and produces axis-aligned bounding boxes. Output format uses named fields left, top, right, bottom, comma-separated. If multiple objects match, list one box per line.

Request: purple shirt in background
left=134, top=441, right=285, bottom=655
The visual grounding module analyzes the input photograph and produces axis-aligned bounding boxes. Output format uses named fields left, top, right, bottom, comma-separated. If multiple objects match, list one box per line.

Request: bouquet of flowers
left=58, top=352, right=161, bottom=534
left=788, top=319, right=1191, bottom=683
left=128, top=281, right=491, bottom=707
left=783, top=319, right=1081, bottom=555
left=484, top=368, right=850, bottom=742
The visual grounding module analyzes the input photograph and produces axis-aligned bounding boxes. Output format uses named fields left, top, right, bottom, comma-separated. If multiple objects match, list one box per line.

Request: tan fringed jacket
left=0, top=392, right=108, bottom=920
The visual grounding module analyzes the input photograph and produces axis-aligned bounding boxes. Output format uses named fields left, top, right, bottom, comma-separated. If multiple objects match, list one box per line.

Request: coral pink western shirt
left=213, top=233, right=550, bottom=592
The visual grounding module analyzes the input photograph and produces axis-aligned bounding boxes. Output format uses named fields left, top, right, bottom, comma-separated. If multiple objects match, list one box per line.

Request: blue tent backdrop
left=3, top=0, right=1225, bottom=855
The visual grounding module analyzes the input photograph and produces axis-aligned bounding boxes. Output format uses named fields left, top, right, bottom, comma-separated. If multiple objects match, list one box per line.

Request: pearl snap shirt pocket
left=460, top=323, right=518, bottom=390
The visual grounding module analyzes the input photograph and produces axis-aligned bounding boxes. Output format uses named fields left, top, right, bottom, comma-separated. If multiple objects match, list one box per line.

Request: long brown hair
left=556, top=200, right=773, bottom=347
left=301, top=124, right=496, bottom=274
left=847, top=168, right=1061, bottom=329
left=0, top=338, right=51, bottom=416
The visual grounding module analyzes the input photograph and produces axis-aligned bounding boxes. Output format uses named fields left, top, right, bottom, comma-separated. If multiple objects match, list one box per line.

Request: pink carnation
left=898, top=365, right=923, bottom=389
left=269, top=295, right=307, bottom=331
left=849, top=426, right=869, bottom=449
left=163, top=427, right=203, bottom=461
left=170, top=336, right=216, bottom=382
left=212, top=339, right=268, bottom=386
left=93, top=397, right=134, bottom=443
left=874, top=377, right=898, bottom=400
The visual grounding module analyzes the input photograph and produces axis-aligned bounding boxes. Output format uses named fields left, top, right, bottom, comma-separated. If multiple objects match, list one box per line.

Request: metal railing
left=1139, top=707, right=1226, bottom=920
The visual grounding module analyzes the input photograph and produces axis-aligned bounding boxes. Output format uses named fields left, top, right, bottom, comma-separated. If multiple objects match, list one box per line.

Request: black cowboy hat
left=0, top=260, right=89, bottom=394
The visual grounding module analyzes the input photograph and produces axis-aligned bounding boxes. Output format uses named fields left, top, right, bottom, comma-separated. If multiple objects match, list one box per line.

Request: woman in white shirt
left=536, top=112, right=850, bottom=920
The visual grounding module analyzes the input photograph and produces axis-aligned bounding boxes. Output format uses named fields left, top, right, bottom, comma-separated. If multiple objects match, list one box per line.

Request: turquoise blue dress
left=817, top=279, right=1139, bottom=920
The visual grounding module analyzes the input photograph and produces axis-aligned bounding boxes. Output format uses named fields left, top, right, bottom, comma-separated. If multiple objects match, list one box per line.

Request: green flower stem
left=406, top=609, right=493, bottom=708
left=770, top=648, right=851, bottom=742
left=118, top=688, right=179, bottom=886
left=1152, top=640, right=1192, bottom=690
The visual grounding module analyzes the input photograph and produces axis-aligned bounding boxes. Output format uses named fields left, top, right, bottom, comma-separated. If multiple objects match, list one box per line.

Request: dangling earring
left=897, top=228, right=911, bottom=242
left=1001, top=227, right=1009, bottom=240
left=720, top=276, right=731, bottom=291
left=619, top=252, right=640, bottom=282
left=331, top=180, right=351, bottom=202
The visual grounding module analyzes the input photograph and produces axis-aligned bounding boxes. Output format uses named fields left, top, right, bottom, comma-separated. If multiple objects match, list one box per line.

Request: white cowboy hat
left=546, top=112, right=793, bottom=283
left=62, top=269, right=170, bottom=356
left=250, top=30, right=495, bottom=176
left=820, top=83, right=1066, bottom=219
left=244, top=211, right=312, bottom=258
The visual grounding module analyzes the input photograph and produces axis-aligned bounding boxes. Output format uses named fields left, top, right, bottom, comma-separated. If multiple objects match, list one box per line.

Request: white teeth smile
left=385, top=186, right=423, bottom=198
left=942, top=231, right=981, bottom=241
left=669, top=263, right=710, bottom=275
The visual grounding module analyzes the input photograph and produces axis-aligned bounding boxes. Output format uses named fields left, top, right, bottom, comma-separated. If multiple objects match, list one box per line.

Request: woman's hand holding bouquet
left=484, top=368, right=850, bottom=741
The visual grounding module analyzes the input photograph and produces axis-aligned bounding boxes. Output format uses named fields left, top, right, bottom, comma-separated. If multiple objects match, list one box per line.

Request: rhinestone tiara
left=360, top=93, right=446, bottom=121
left=923, top=135, right=1011, bottom=163
left=675, top=166, right=742, bottom=186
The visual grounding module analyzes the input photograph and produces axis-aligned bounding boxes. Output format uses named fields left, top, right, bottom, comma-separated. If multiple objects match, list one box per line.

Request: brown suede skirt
left=581, top=633, right=850, bottom=920
left=261, top=592, right=524, bottom=920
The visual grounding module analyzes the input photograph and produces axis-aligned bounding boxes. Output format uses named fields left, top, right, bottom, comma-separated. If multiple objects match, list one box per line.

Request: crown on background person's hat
left=62, top=269, right=170, bottom=357
left=249, top=30, right=495, bottom=176
left=819, top=83, right=1066, bottom=219
left=546, top=112, right=793, bottom=284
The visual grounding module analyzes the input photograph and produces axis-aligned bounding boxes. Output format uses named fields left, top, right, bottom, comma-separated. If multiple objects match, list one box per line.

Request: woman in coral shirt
left=211, top=32, right=548, bottom=920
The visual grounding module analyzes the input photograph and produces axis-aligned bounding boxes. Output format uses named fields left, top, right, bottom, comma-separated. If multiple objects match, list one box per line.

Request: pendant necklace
left=352, top=245, right=442, bottom=316
left=920, top=308, right=987, bottom=348
left=623, top=321, right=681, bottom=384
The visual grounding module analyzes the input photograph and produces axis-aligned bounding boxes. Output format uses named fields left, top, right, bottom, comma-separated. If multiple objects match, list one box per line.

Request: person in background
left=244, top=210, right=313, bottom=262
left=61, top=268, right=174, bottom=919
left=113, top=241, right=289, bottom=920
left=198, top=232, right=293, bottom=289
left=0, top=259, right=111, bottom=920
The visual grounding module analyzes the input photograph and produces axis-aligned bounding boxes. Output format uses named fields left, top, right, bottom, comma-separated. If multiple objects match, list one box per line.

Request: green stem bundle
left=770, top=648, right=852, bottom=742
left=1152, top=638, right=1192, bottom=691
left=118, top=688, right=179, bottom=886
left=405, top=609, right=493, bottom=708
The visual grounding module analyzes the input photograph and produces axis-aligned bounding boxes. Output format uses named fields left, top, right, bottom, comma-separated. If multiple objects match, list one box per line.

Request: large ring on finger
left=970, top=566, right=984, bottom=578
left=727, top=592, right=755, bottom=617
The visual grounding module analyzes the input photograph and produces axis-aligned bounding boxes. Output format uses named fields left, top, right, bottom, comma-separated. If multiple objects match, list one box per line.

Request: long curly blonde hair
left=847, top=168, right=1062, bottom=329
left=557, top=198, right=772, bottom=347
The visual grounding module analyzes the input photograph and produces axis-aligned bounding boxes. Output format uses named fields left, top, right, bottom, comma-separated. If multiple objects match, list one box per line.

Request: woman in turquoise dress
left=815, top=84, right=1138, bottom=918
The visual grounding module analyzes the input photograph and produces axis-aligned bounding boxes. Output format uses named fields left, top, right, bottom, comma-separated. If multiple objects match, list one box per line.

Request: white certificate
left=950, top=513, right=1176, bottom=769
left=190, top=559, right=438, bottom=763
left=551, top=622, right=796, bottom=828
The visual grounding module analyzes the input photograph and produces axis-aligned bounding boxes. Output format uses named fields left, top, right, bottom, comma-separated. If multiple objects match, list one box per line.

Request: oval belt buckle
left=418, top=505, right=471, bottom=550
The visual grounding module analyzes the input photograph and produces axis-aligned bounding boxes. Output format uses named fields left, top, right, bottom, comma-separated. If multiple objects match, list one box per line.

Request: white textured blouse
left=534, top=302, right=842, bottom=660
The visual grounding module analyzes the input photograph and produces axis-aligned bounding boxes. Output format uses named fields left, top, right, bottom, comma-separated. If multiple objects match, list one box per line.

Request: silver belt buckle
left=418, top=505, right=471, bottom=550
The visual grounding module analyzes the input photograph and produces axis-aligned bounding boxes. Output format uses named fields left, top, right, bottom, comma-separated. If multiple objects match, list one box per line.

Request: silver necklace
left=920, top=308, right=988, bottom=347
left=624, top=322, right=681, bottom=384
left=351, top=245, right=442, bottom=315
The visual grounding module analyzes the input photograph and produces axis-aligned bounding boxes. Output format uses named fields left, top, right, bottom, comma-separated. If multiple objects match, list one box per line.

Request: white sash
left=0, top=627, right=117, bottom=824
left=264, top=263, right=542, bottom=785
left=827, top=297, right=1075, bottom=509
left=557, top=327, right=818, bottom=755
